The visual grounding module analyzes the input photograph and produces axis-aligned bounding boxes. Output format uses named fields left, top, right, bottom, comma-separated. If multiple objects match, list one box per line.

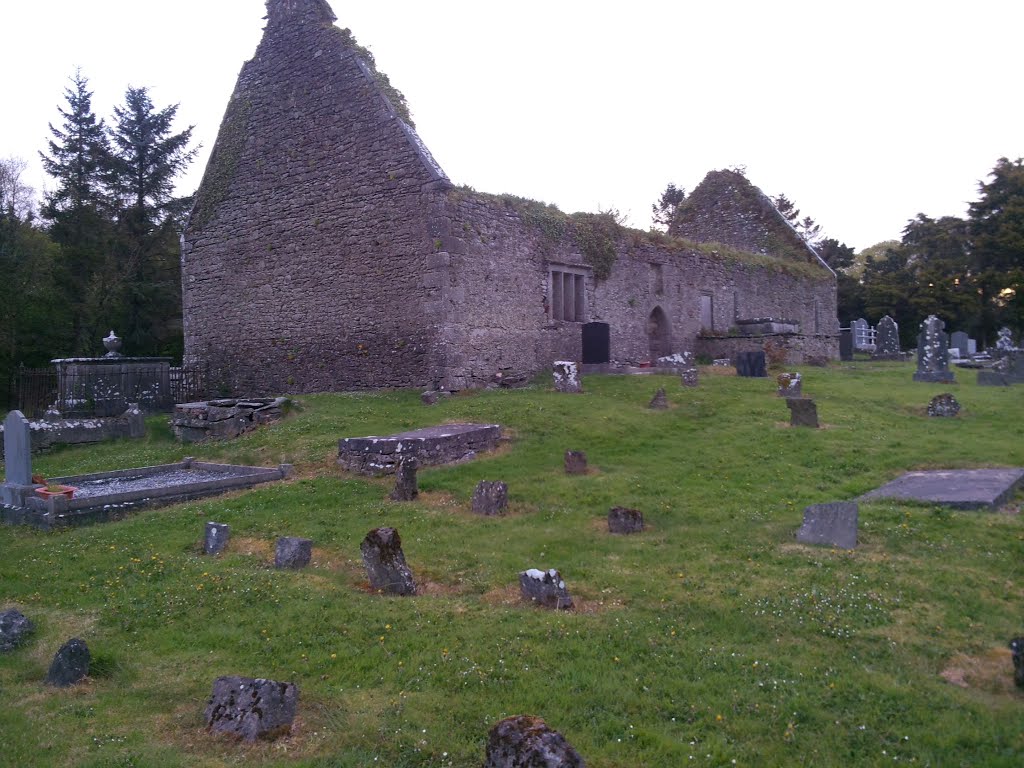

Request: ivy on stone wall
left=332, top=27, right=415, bottom=128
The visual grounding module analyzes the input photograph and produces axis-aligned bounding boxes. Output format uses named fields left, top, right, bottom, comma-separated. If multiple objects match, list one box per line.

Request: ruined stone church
left=181, top=0, right=837, bottom=393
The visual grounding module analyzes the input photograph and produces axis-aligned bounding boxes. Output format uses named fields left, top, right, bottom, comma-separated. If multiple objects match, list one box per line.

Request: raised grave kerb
left=337, top=422, right=502, bottom=476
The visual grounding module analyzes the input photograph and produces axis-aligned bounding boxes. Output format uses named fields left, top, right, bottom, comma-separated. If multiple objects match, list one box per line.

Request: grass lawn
left=1, top=361, right=1022, bottom=767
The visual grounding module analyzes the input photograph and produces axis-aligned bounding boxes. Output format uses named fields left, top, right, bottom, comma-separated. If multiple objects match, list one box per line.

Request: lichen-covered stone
left=46, top=637, right=90, bottom=687
left=389, top=457, right=419, bottom=501
left=608, top=507, right=644, bottom=534
left=0, top=608, right=33, bottom=652
left=564, top=451, right=587, bottom=475
left=205, top=676, right=298, bottom=742
left=552, top=362, right=582, bottom=393
left=485, top=715, right=586, bottom=767
left=519, top=568, right=573, bottom=610
left=472, top=480, right=509, bottom=516
left=648, top=388, right=668, bottom=409
left=927, top=393, right=960, bottom=418
left=913, top=315, right=955, bottom=383
left=776, top=372, right=802, bottom=398
left=361, top=527, right=417, bottom=595
left=274, top=537, right=312, bottom=569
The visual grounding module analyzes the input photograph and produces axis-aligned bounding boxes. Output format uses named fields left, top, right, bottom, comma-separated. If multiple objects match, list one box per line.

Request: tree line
left=1, top=71, right=195, bottom=400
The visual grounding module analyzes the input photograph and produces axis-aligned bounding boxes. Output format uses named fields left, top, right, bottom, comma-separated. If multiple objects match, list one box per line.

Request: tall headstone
left=852, top=318, right=872, bottom=350
left=872, top=315, right=901, bottom=360
left=2, top=410, right=37, bottom=507
left=996, top=327, right=1017, bottom=353
left=839, top=329, right=853, bottom=361
left=913, top=315, right=955, bottom=383
left=950, top=331, right=970, bottom=358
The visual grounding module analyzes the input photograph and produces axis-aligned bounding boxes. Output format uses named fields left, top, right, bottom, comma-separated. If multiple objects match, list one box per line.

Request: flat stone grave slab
left=338, top=422, right=501, bottom=476
left=860, top=468, right=1024, bottom=510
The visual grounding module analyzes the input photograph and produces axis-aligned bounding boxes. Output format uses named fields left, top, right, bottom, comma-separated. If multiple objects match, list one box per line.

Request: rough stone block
left=786, top=397, right=819, bottom=428
left=519, top=568, right=573, bottom=609
left=564, top=451, right=587, bottom=475
left=680, top=368, right=699, bottom=388
left=485, top=715, right=586, bottom=768
left=472, top=480, right=508, bottom=516
left=648, top=388, right=668, bottom=410
left=360, top=527, right=417, bottom=595
left=204, top=522, right=231, bottom=555
left=46, top=637, right=90, bottom=687
left=274, top=537, right=312, bottom=569
left=796, top=502, right=858, bottom=549
left=776, top=372, right=802, bottom=398
left=608, top=506, right=644, bottom=534
left=205, top=676, right=298, bottom=742
left=0, top=608, right=33, bottom=652
left=927, top=393, right=960, bottom=417
left=389, top=458, right=419, bottom=501
left=552, top=361, right=582, bottom=393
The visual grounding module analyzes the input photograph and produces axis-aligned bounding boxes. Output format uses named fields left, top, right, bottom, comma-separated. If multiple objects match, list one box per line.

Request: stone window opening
left=549, top=267, right=588, bottom=323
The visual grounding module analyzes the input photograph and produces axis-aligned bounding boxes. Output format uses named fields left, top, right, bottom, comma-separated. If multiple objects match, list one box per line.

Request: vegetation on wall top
left=331, top=26, right=415, bottom=128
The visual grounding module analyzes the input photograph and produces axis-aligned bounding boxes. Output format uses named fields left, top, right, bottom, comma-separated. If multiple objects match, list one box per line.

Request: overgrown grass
left=2, top=361, right=1023, bottom=767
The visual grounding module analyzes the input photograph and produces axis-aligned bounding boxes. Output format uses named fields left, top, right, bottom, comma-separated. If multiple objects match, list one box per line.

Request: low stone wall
left=695, top=333, right=837, bottom=365
left=0, top=406, right=145, bottom=457
left=172, top=398, right=290, bottom=443
left=338, top=423, right=502, bottom=476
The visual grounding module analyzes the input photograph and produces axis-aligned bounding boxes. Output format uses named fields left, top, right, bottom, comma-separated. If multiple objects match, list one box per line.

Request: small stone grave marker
left=796, top=502, right=858, bottom=549
left=564, top=451, right=588, bottom=475
left=472, top=480, right=508, bottom=516
left=360, top=527, right=417, bottom=595
left=204, top=522, right=231, bottom=555
left=1010, top=637, right=1024, bottom=688
left=389, top=457, right=419, bottom=501
left=485, top=715, right=586, bottom=768
left=950, top=330, right=970, bottom=357
left=274, top=537, right=312, bottom=569
left=839, top=329, right=853, bottom=360
left=205, top=676, right=298, bottom=742
left=552, top=361, right=582, bottom=393
left=680, top=367, right=699, bottom=387
left=786, top=398, right=819, bottom=428
left=608, top=506, right=644, bottom=534
left=0, top=608, right=33, bottom=652
left=420, top=390, right=450, bottom=406
left=927, top=393, right=960, bottom=418
left=735, top=350, right=768, bottom=377
left=519, top=568, right=573, bottom=609
left=776, top=372, right=802, bottom=398
left=46, top=637, right=90, bottom=687
left=648, top=388, right=668, bottom=409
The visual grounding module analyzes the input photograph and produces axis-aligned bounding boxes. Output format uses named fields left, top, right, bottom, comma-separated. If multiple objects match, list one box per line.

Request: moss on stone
left=189, top=96, right=252, bottom=231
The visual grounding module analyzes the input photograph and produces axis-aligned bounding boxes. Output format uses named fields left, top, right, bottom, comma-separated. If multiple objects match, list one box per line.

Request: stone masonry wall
left=181, top=0, right=451, bottom=394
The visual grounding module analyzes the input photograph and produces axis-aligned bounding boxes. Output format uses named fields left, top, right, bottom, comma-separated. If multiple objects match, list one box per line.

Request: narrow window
left=549, top=268, right=588, bottom=322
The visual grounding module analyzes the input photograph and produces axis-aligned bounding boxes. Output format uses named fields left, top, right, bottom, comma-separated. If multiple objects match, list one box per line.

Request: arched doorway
left=647, top=306, right=671, bottom=360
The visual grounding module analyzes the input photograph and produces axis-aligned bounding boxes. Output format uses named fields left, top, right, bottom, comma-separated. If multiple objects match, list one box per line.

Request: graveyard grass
left=2, top=361, right=1023, bottom=767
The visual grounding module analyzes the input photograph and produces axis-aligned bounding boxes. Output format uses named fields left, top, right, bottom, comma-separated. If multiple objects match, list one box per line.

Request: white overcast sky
left=3, top=0, right=1022, bottom=250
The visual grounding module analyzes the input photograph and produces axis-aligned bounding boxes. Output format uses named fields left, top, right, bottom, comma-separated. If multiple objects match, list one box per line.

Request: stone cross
left=3, top=410, right=32, bottom=486
left=913, top=315, right=954, bottom=383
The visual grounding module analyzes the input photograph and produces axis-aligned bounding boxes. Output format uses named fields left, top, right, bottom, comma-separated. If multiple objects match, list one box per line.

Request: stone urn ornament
left=103, top=330, right=123, bottom=358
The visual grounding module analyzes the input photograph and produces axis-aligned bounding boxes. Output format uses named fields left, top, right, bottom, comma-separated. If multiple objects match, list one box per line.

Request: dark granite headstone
left=913, top=315, right=955, bottom=383
left=796, top=502, right=858, bottom=549
left=389, top=457, right=419, bottom=501
left=519, top=568, right=573, bottom=609
left=927, top=393, right=960, bottom=417
left=950, top=331, right=970, bottom=358
left=274, top=537, right=312, bottom=569
left=552, top=361, right=582, bottom=393
left=46, top=637, right=90, bottom=687
left=735, top=351, right=768, bottom=377
left=205, top=676, right=298, bottom=742
left=564, top=451, right=588, bottom=475
left=648, top=388, right=668, bottom=410
left=839, top=329, right=853, bottom=361
left=872, top=315, right=901, bottom=360
left=1010, top=637, right=1024, bottom=688
left=786, top=398, right=819, bottom=428
left=204, top=522, right=231, bottom=555
left=0, top=608, right=33, bottom=652
left=472, top=480, right=508, bottom=516
left=776, top=372, right=802, bottom=398
left=485, top=715, right=586, bottom=768
left=608, top=506, right=644, bottom=534
left=360, top=527, right=417, bottom=595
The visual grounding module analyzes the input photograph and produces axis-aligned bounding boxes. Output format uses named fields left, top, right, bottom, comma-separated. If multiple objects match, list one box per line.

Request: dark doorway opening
left=647, top=307, right=672, bottom=360
left=582, top=322, right=610, bottom=364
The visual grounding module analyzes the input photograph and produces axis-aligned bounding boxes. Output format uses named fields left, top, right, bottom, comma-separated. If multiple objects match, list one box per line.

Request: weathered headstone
left=608, top=506, right=644, bottom=534
left=796, top=502, right=858, bottom=549
left=274, top=537, right=312, bottom=569
left=1010, top=637, right=1024, bottom=688
left=913, top=315, right=955, bottom=383
left=205, top=676, right=298, bottom=742
left=0, top=608, right=33, bottom=652
left=950, top=331, right=970, bottom=358
left=2, top=411, right=35, bottom=507
left=389, top=457, right=419, bottom=501
left=648, top=388, right=668, bottom=410
left=485, top=715, right=586, bottom=768
left=872, top=315, right=901, bottom=360
left=712, top=358, right=730, bottom=367
left=360, top=527, right=417, bottom=595
left=839, top=329, right=853, bottom=361
left=776, top=372, right=802, bottom=398
left=735, top=350, right=768, bottom=377
left=786, top=398, right=819, bottom=428
left=46, top=637, right=90, bottom=687
left=996, top=326, right=1017, bottom=352
left=927, top=393, right=960, bottom=418
left=967, top=338, right=977, bottom=355
left=680, top=366, right=699, bottom=387
left=472, top=480, right=508, bottom=516
left=852, top=318, right=872, bottom=350
left=564, top=451, right=588, bottom=475
left=552, top=361, right=582, bottom=393
left=204, top=522, right=231, bottom=555
left=519, top=568, right=573, bottom=609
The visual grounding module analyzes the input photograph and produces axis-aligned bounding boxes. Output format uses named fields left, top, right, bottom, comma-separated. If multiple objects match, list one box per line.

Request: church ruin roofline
left=265, top=0, right=337, bottom=24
